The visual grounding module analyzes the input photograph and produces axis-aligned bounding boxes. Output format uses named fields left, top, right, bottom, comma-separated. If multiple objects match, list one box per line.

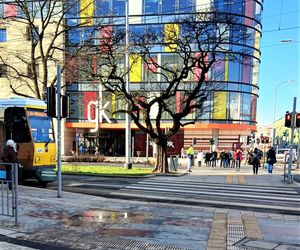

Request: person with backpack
left=248, top=148, right=260, bottom=175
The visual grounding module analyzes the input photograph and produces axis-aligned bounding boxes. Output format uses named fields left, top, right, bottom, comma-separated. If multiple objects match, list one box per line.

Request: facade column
left=212, top=129, right=219, bottom=151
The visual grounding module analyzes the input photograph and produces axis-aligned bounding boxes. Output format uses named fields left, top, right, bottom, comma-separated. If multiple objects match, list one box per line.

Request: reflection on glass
left=29, top=116, right=54, bottom=143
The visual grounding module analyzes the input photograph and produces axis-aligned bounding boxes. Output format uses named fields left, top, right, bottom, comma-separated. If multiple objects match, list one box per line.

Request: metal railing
left=0, top=163, right=18, bottom=226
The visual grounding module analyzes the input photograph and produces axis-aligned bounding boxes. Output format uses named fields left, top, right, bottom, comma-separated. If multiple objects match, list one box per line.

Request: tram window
left=29, top=115, right=54, bottom=143
left=4, top=107, right=31, bottom=143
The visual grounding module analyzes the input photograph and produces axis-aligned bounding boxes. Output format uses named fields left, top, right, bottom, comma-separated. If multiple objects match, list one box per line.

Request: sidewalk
left=0, top=171, right=299, bottom=249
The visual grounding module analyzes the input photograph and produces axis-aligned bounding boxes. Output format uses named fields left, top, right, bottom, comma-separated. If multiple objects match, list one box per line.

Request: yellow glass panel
left=130, top=54, right=142, bottom=82
left=224, top=53, right=229, bottom=81
left=254, top=30, right=260, bottom=59
left=164, top=24, right=179, bottom=52
left=213, top=92, right=227, bottom=119
left=111, top=94, right=116, bottom=118
left=80, top=0, right=94, bottom=26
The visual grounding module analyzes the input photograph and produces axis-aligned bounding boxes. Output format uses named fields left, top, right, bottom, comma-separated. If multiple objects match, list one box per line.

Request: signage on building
left=87, top=100, right=112, bottom=133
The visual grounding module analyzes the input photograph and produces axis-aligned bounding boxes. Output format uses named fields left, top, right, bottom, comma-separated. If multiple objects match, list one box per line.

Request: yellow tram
left=0, top=97, right=56, bottom=186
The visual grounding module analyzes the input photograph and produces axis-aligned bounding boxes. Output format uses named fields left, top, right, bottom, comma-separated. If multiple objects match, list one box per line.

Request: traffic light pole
left=57, top=65, right=62, bottom=197
left=287, top=97, right=296, bottom=183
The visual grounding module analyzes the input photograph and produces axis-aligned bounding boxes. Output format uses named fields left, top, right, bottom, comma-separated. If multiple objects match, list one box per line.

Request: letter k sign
left=87, top=100, right=112, bottom=132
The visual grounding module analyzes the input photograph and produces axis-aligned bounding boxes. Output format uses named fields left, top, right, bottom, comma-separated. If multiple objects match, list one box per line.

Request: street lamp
left=272, top=80, right=294, bottom=147
left=124, top=0, right=132, bottom=169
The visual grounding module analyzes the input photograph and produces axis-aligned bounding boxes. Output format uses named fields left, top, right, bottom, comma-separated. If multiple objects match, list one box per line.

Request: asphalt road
left=45, top=174, right=300, bottom=215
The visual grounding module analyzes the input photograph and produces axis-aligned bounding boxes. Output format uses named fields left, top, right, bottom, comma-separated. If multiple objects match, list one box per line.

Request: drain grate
left=23, top=227, right=191, bottom=250
left=227, top=224, right=245, bottom=250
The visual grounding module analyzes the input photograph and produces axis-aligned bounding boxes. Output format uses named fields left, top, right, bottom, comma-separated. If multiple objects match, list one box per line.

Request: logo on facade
left=149, top=140, right=174, bottom=148
left=87, top=100, right=112, bottom=133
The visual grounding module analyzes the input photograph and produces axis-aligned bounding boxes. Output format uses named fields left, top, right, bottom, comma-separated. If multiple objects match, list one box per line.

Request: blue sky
left=258, top=0, right=300, bottom=125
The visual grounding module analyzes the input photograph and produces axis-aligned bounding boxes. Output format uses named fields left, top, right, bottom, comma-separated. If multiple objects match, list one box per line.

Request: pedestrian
left=248, top=148, right=259, bottom=175
left=197, top=150, right=204, bottom=167
left=1, top=139, right=18, bottom=190
left=181, top=147, right=185, bottom=158
left=234, top=149, right=243, bottom=171
left=220, top=150, right=225, bottom=167
left=79, top=143, right=84, bottom=155
left=266, top=147, right=276, bottom=174
left=211, top=150, right=217, bottom=167
left=205, top=152, right=211, bottom=167
left=186, top=145, right=194, bottom=172
left=223, top=151, right=229, bottom=168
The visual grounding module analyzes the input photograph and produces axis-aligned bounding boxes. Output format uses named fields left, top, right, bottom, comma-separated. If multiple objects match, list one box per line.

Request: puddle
left=63, top=209, right=151, bottom=226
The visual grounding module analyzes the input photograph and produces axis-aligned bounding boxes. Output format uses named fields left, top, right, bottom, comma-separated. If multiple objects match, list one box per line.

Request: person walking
left=234, top=149, right=243, bottom=171
left=181, top=147, right=185, bottom=159
left=186, top=145, right=194, bottom=172
left=197, top=150, right=204, bottom=167
left=266, top=147, right=276, bottom=174
left=248, top=148, right=259, bottom=175
left=1, top=139, right=18, bottom=190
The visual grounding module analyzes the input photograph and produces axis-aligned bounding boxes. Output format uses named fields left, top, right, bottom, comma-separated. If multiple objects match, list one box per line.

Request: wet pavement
left=0, top=184, right=299, bottom=250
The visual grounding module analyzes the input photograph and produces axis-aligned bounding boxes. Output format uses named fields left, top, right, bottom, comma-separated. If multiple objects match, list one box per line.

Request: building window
left=0, top=64, right=7, bottom=78
left=27, top=64, right=39, bottom=78
left=26, top=26, right=39, bottom=41
left=0, top=29, right=7, bottom=42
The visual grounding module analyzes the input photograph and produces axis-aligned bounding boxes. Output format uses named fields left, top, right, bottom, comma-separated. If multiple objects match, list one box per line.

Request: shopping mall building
left=0, top=0, right=263, bottom=156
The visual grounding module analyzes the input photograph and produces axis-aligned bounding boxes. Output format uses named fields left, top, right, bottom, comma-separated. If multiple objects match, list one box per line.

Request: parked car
left=276, top=148, right=297, bottom=163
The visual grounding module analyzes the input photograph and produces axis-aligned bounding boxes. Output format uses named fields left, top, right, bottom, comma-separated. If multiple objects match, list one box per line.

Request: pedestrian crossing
left=111, top=178, right=300, bottom=215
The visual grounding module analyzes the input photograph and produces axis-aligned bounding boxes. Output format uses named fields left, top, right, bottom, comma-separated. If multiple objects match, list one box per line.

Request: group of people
left=183, top=145, right=277, bottom=175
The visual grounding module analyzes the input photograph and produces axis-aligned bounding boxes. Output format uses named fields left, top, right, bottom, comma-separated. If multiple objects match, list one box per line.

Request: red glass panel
left=83, top=92, right=97, bottom=119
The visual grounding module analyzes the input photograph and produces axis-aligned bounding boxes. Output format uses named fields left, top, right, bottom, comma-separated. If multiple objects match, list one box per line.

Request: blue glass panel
left=145, top=0, right=160, bottom=14
left=162, top=0, right=175, bottom=14
left=178, top=0, right=194, bottom=13
left=0, top=29, right=6, bottom=42
left=95, top=0, right=111, bottom=16
left=0, top=3, right=3, bottom=16
left=241, top=93, right=251, bottom=120
left=131, top=25, right=145, bottom=36
left=113, top=0, right=125, bottom=15
left=67, top=28, right=80, bottom=45
left=65, top=0, right=79, bottom=19
left=228, top=60, right=241, bottom=82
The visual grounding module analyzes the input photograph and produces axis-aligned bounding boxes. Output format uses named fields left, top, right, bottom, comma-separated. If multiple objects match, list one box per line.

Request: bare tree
left=80, top=12, right=245, bottom=173
left=0, top=0, right=96, bottom=99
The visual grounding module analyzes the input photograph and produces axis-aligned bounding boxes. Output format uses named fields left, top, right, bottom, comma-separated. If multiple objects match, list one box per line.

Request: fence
left=0, top=163, right=18, bottom=226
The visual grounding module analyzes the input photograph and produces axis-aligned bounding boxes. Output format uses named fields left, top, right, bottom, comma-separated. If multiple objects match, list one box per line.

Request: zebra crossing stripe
left=226, top=175, right=233, bottom=184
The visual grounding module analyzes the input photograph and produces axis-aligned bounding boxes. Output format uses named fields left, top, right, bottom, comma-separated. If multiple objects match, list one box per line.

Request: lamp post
left=272, top=80, right=294, bottom=148
left=124, top=0, right=132, bottom=169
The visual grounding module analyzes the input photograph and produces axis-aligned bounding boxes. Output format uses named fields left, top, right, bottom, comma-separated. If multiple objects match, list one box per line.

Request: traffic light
left=247, top=135, right=251, bottom=145
left=296, top=113, right=300, bottom=128
left=46, top=86, right=56, bottom=117
left=265, top=137, right=269, bottom=144
left=209, top=139, right=214, bottom=145
left=285, top=112, right=292, bottom=128
left=256, top=138, right=260, bottom=144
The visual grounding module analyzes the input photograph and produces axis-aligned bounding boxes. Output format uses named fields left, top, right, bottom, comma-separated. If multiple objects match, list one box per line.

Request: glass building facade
left=64, top=0, right=263, bottom=155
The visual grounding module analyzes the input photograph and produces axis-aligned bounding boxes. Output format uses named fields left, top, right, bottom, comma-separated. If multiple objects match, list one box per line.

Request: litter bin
left=168, top=155, right=179, bottom=172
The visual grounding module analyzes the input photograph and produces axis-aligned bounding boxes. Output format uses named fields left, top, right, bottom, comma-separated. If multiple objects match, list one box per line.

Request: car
left=276, top=148, right=297, bottom=163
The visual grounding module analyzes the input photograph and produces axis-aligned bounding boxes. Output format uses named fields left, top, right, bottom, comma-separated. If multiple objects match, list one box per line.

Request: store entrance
left=83, top=130, right=126, bottom=156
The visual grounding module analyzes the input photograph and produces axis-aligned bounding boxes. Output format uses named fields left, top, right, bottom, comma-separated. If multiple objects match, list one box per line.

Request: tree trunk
left=152, top=142, right=169, bottom=173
